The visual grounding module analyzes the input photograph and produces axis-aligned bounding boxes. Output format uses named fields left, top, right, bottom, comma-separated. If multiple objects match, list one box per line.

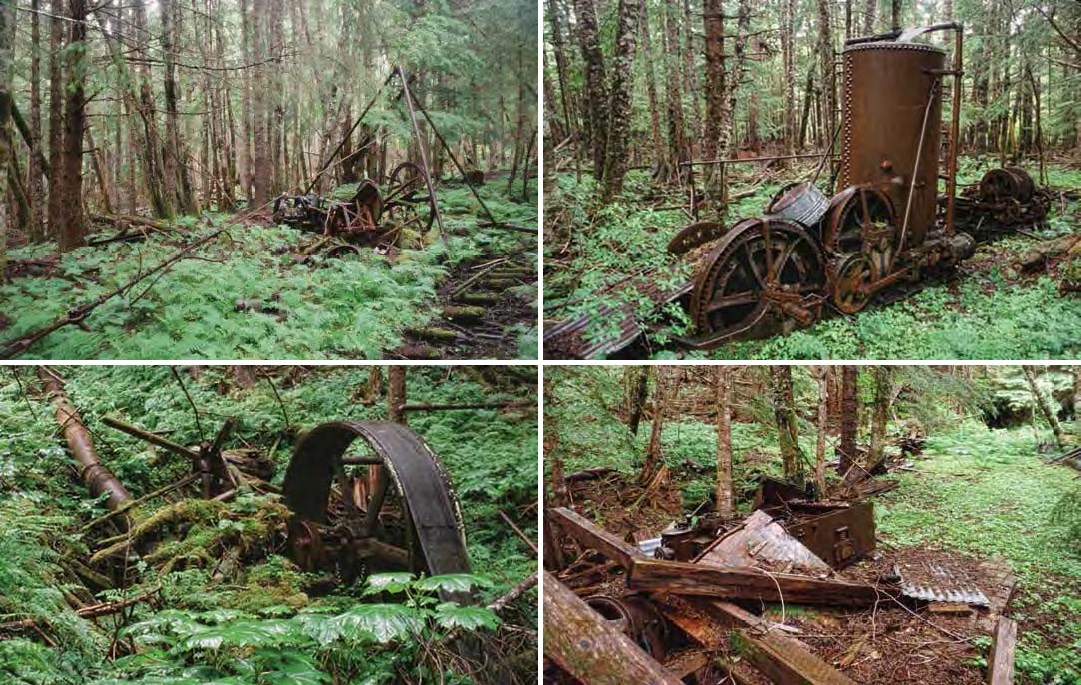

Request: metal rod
left=397, top=66, right=450, bottom=252
left=945, top=25, right=964, bottom=236
left=101, top=415, right=200, bottom=460
left=679, top=152, right=826, bottom=168
left=895, top=78, right=941, bottom=272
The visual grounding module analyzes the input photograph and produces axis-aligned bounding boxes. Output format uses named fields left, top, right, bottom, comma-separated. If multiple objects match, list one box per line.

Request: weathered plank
left=627, top=557, right=884, bottom=608
left=542, top=572, right=682, bottom=685
left=986, top=616, right=1016, bottom=685
left=657, top=596, right=857, bottom=685
left=548, top=506, right=641, bottom=569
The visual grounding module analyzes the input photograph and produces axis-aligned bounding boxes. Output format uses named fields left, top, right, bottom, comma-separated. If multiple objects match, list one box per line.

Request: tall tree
left=662, top=0, right=686, bottom=185
left=638, top=0, right=664, bottom=173
left=781, top=0, right=796, bottom=156
left=643, top=366, right=675, bottom=482
left=572, top=0, right=607, bottom=177
left=812, top=366, right=829, bottom=497
left=160, top=0, right=196, bottom=215
left=715, top=0, right=750, bottom=209
left=0, top=0, right=12, bottom=274
left=1022, top=365, right=1065, bottom=451
left=815, top=0, right=836, bottom=148
left=27, top=0, right=44, bottom=242
left=714, top=366, right=734, bottom=516
left=251, top=0, right=271, bottom=207
left=702, top=0, right=724, bottom=200
left=601, top=0, right=640, bottom=199
left=626, top=366, right=651, bottom=437
left=770, top=365, right=803, bottom=482
left=58, top=0, right=88, bottom=251
left=867, top=366, right=893, bottom=466
left=838, top=365, right=858, bottom=474
left=46, top=0, right=63, bottom=236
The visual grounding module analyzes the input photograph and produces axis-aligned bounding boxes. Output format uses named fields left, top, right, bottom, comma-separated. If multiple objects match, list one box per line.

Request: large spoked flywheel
left=282, top=421, right=471, bottom=588
left=687, top=217, right=826, bottom=347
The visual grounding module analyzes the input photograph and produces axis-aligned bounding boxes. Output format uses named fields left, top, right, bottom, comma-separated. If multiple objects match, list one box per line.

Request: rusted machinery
left=546, top=23, right=1051, bottom=359
left=281, top=421, right=472, bottom=592
left=272, top=162, right=437, bottom=246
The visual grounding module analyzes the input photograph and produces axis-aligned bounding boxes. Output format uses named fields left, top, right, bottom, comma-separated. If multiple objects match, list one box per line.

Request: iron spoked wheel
left=688, top=217, right=826, bottom=346
left=282, top=421, right=471, bottom=595
left=980, top=167, right=1034, bottom=204
left=385, top=162, right=436, bottom=233
left=831, top=253, right=876, bottom=314
left=667, top=221, right=728, bottom=257
left=823, top=186, right=896, bottom=255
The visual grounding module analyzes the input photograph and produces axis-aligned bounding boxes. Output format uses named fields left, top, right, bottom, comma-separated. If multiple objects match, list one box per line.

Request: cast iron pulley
left=282, top=421, right=471, bottom=591
left=978, top=166, right=1035, bottom=204
left=688, top=217, right=826, bottom=348
left=384, top=162, right=437, bottom=233
left=823, top=185, right=897, bottom=255
left=830, top=253, right=876, bottom=314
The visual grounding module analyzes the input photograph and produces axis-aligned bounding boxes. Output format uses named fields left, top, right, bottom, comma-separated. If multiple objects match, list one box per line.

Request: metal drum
left=839, top=41, right=945, bottom=245
left=766, top=181, right=830, bottom=228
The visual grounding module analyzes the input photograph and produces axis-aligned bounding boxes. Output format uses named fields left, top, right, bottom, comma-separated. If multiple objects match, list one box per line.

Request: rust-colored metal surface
left=839, top=41, right=945, bottom=246
left=781, top=501, right=876, bottom=570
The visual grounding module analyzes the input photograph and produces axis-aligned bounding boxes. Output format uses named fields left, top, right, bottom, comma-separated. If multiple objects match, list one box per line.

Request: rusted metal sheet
left=695, top=510, right=834, bottom=577
left=766, top=182, right=831, bottom=228
left=839, top=41, right=944, bottom=245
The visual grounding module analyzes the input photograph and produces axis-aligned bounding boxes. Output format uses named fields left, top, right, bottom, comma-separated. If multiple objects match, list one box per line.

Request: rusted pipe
left=945, top=26, right=964, bottom=236
left=38, top=367, right=133, bottom=519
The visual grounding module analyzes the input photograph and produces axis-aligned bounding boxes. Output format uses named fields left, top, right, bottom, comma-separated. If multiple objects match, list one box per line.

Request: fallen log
left=1013, top=233, right=1081, bottom=272
left=548, top=506, right=641, bottom=569
left=626, top=558, right=884, bottom=608
left=38, top=367, right=133, bottom=522
left=564, top=466, right=616, bottom=483
left=543, top=572, right=683, bottom=685
left=986, top=616, right=1016, bottom=685
left=0, top=585, right=161, bottom=632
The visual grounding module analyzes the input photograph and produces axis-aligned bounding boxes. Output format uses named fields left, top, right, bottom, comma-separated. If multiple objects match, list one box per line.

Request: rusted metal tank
left=839, top=41, right=945, bottom=245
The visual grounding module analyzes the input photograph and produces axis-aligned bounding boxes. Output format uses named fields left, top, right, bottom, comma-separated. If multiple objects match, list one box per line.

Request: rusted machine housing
left=545, top=23, right=1049, bottom=360
left=839, top=41, right=945, bottom=246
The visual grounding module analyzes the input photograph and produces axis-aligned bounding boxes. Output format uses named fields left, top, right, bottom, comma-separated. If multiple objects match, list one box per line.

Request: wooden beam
left=627, top=558, right=884, bottom=608
left=987, top=617, right=1016, bottom=685
left=542, top=572, right=683, bottom=685
left=657, top=596, right=857, bottom=685
left=548, top=506, right=641, bottom=569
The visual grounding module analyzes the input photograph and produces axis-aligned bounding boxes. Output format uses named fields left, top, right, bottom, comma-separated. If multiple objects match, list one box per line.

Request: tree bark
left=643, top=366, right=672, bottom=482
left=626, top=366, right=651, bottom=437
left=1022, top=365, right=1064, bottom=451
left=46, top=0, right=64, bottom=238
left=715, top=366, right=734, bottom=516
left=58, top=0, right=88, bottom=251
left=133, top=0, right=171, bottom=218
left=601, top=0, right=640, bottom=200
left=782, top=0, right=796, bottom=155
left=715, top=0, right=750, bottom=210
left=27, top=0, right=44, bottom=242
left=0, top=0, right=11, bottom=272
left=770, top=366, right=803, bottom=482
left=161, top=0, right=196, bottom=215
left=702, top=0, right=723, bottom=200
left=545, top=372, right=568, bottom=507
left=639, top=0, right=665, bottom=174
left=838, top=365, right=858, bottom=474
left=812, top=366, right=829, bottom=497
left=868, top=366, right=893, bottom=466
left=387, top=366, right=407, bottom=425
left=572, top=0, right=607, bottom=178
left=663, top=0, right=687, bottom=185
left=251, top=0, right=271, bottom=207
left=816, top=0, right=836, bottom=150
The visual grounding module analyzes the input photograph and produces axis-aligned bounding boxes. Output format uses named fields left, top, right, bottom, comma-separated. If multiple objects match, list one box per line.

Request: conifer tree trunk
left=868, top=367, right=893, bottom=466
left=639, top=0, right=665, bottom=174
left=860, top=0, right=875, bottom=33
left=839, top=365, right=858, bottom=474
left=27, top=0, right=45, bottom=242
left=1023, top=365, right=1065, bottom=451
left=626, top=366, right=651, bottom=437
left=572, top=0, right=607, bottom=178
left=601, top=0, right=639, bottom=200
left=815, top=0, right=836, bottom=148
left=133, top=0, right=172, bottom=218
left=770, top=366, right=803, bottom=482
left=643, top=366, right=671, bottom=482
left=782, top=0, right=796, bottom=155
left=716, top=0, right=750, bottom=209
left=548, top=0, right=574, bottom=145
left=161, top=0, right=196, bottom=215
left=702, top=0, right=724, bottom=200
left=240, top=0, right=255, bottom=200
left=714, top=366, right=734, bottom=516
left=59, top=0, right=88, bottom=251
left=251, top=0, right=271, bottom=207
left=0, top=0, right=12, bottom=273
left=663, top=0, right=686, bottom=184
left=46, top=0, right=64, bottom=237
left=812, top=367, right=829, bottom=496
left=545, top=374, right=568, bottom=507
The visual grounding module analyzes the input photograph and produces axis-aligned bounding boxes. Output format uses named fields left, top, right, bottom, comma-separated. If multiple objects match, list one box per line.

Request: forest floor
left=544, top=159, right=1081, bottom=359
left=0, top=365, right=538, bottom=684
left=550, top=406, right=1080, bottom=683
left=0, top=182, right=537, bottom=360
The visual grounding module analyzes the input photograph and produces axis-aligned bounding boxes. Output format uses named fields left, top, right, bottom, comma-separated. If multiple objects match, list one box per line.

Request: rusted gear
left=667, top=221, right=728, bottom=256
left=823, top=185, right=897, bottom=255
left=830, top=253, right=876, bottom=314
left=282, top=421, right=471, bottom=597
left=688, top=217, right=825, bottom=347
left=385, top=162, right=437, bottom=233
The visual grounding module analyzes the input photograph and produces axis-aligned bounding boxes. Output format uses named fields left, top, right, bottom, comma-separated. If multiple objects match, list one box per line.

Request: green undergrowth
left=0, top=181, right=537, bottom=360
left=873, top=420, right=1081, bottom=683
left=0, top=366, right=537, bottom=684
left=545, top=163, right=1081, bottom=360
